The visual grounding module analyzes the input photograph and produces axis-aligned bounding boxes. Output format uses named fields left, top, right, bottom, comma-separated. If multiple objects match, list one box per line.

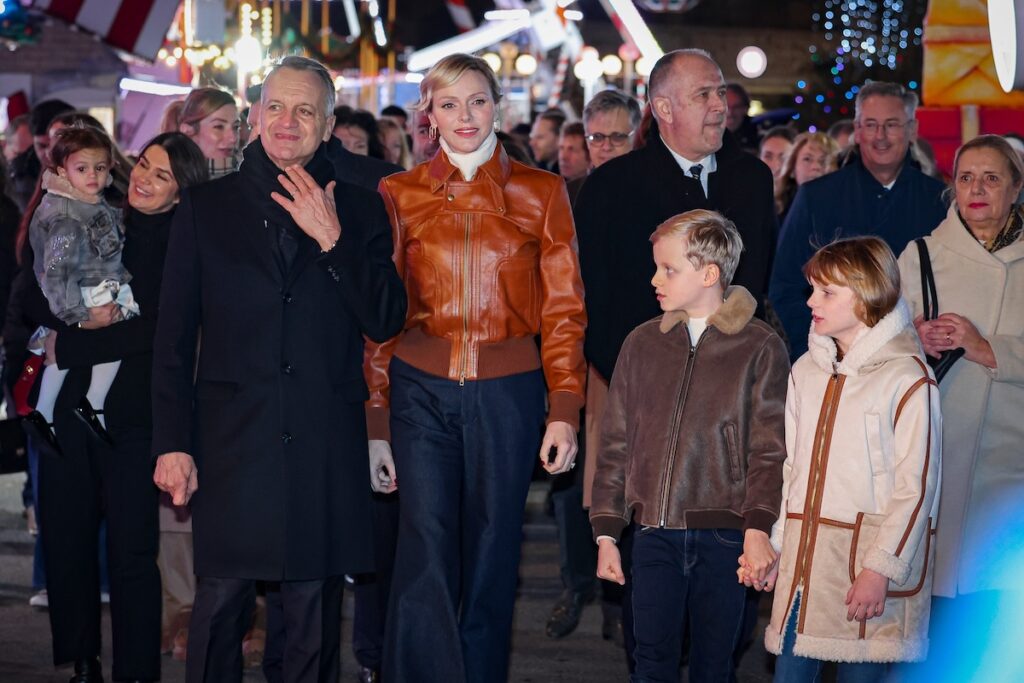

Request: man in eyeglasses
left=769, top=80, right=946, bottom=359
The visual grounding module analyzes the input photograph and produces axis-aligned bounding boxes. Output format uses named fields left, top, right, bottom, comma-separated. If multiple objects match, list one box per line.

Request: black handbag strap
left=915, top=238, right=939, bottom=321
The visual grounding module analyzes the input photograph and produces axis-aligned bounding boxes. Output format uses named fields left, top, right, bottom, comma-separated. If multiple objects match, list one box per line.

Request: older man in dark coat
left=151, top=56, right=406, bottom=683
left=575, top=48, right=777, bottom=382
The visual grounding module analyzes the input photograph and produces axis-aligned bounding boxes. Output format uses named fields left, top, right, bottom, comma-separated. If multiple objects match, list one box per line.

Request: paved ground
left=0, top=471, right=776, bottom=682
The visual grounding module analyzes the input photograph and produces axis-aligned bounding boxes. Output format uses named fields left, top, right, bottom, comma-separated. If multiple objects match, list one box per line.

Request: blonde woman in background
left=377, top=116, right=412, bottom=169
left=161, top=87, right=240, bottom=179
left=776, top=131, right=840, bottom=223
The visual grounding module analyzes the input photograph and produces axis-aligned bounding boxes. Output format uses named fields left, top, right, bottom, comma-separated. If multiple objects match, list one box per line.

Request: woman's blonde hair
left=415, top=54, right=502, bottom=113
left=777, top=131, right=839, bottom=200
left=803, top=236, right=901, bottom=327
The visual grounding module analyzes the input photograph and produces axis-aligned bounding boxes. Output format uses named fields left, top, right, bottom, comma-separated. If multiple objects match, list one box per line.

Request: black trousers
left=188, top=575, right=343, bottom=683
left=38, top=418, right=161, bottom=680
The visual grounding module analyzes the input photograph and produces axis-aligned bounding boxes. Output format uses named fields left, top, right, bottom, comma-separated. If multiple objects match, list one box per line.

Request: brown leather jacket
left=365, top=145, right=587, bottom=439
left=590, top=287, right=789, bottom=541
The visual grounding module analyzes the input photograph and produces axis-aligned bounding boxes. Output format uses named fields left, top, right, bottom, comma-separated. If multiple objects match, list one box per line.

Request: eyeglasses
left=585, top=130, right=635, bottom=146
left=858, top=120, right=909, bottom=136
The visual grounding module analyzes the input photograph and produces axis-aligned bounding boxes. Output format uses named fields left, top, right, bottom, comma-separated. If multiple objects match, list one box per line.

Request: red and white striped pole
left=547, top=46, right=570, bottom=108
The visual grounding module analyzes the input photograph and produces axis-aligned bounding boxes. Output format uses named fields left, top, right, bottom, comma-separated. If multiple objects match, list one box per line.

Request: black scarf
left=240, top=136, right=335, bottom=241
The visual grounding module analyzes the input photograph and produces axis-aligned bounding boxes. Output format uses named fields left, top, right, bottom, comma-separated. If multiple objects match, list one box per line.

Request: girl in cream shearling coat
left=761, top=242, right=942, bottom=677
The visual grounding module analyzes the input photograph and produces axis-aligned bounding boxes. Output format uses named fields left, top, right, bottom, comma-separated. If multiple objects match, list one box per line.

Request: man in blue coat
left=151, top=56, right=406, bottom=683
left=769, top=81, right=946, bottom=360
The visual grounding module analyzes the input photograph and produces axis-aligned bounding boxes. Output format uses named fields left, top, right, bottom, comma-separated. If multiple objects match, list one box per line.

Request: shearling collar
left=41, top=169, right=101, bottom=205
left=659, top=285, right=756, bottom=335
left=807, top=298, right=919, bottom=376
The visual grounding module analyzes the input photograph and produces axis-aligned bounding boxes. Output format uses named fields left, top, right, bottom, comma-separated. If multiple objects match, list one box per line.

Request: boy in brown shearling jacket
left=590, top=209, right=789, bottom=681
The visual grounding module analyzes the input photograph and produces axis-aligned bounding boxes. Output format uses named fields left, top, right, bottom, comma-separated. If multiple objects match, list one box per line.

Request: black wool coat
left=151, top=142, right=407, bottom=581
left=574, top=130, right=777, bottom=380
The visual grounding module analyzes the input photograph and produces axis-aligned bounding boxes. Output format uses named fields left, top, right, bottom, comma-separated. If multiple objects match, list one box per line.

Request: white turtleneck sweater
left=439, top=131, right=498, bottom=181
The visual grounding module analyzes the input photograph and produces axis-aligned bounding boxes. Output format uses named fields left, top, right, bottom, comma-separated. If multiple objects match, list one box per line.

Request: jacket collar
left=42, top=169, right=101, bottom=205
left=428, top=142, right=512, bottom=193
left=931, top=204, right=1024, bottom=264
left=807, top=298, right=918, bottom=376
left=659, top=285, right=756, bottom=335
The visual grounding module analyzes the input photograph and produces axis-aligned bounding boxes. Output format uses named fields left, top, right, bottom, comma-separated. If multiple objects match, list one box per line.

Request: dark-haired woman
left=38, top=132, right=208, bottom=683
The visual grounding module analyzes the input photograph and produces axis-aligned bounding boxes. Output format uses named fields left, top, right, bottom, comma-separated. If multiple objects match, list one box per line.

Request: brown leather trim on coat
left=781, top=377, right=838, bottom=634
left=786, top=512, right=804, bottom=521
left=797, top=374, right=846, bottom=635
left=859, top=620, right=866, bottom=640
left=894, top=377, right=929, bottom=427
left=848, top=511, right=865, bottom=584
left=819, top=517, right=856, bottom=530
left=888, top=526, right=933, bottom=598
left=896, top=357, right=934, bottom=556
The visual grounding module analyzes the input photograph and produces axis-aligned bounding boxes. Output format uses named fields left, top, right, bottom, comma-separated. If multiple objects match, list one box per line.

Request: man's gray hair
left=266, top=55, right=336, bottom=115
left=583, top=90, right=642, bottom=131
left=854, top=81, right=918, bottom=122
left=648, top=48, right=717, bottom=99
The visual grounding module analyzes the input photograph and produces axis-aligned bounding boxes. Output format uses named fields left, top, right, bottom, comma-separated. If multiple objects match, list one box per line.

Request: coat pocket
left=722, top=422, right=741, bottom=482
left=849, top=512, right=933, bottom=597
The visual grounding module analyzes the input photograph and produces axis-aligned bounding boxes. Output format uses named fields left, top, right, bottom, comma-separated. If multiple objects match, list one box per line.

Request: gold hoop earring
left=429, top=125, right=438, bottom=140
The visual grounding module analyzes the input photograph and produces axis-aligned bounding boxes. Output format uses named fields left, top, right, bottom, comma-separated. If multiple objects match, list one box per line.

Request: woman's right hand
left=80, top=303, right=120, bottom=330
left=913, top=315, right=953, bottom=359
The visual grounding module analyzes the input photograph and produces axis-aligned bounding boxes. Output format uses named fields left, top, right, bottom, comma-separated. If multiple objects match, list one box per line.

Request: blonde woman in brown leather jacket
left=367, top=53, right=586, bottom=683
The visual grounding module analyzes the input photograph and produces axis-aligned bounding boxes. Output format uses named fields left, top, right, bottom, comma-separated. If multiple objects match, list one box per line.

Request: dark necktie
left=689, top=163, right=704, bottom=196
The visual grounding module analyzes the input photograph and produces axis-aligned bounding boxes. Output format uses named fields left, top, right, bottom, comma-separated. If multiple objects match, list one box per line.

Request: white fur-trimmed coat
left=765, top=299, right=942, bottom=663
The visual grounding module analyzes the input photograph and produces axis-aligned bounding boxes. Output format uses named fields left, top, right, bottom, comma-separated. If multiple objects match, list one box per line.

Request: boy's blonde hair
left=802, top=236, right=900, bottom=327
left=649, top=209, right=743, bottom=289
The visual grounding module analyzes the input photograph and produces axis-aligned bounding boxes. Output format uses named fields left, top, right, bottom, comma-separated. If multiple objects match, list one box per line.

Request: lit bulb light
left=165, top=56, right=178, bottom=67
left=482, top=52, right=502, bottom=73
left=574, top=54, right=603, bottom=82
left=173, top=46, right=183, bottom=59
left=736, top=46, right=767, bottom=78
left=563, top=9, right=583, bottom=21
left=235, top=35, right=262, bottom=74
left=601, top=54, right=623, bottom=77
left=515, top=54, right=538, bottom=76
left=635, top=56, right=654, bottom=77
left=157, top=48, right=168, bottom=60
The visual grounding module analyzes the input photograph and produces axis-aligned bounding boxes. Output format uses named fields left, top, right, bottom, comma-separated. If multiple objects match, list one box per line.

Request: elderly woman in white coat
left=897, top=134, right=1024, bottom=675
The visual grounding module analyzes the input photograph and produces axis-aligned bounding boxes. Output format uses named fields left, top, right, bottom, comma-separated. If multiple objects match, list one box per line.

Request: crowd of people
left=0, top=45, right=1022, bottom=683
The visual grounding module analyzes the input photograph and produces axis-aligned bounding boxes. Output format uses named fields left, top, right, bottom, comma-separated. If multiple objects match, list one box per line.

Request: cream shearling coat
left=898, top=205, right=1024, bottom=597
left=765, top=300, right=942, bottom=663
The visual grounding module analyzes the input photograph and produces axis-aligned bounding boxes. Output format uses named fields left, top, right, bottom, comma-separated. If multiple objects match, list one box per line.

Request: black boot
left=23, top=410, right=62, bottom=457
left=68, top=657, right=103, bottom=683
left=73, top=398, right=113, bottom=445
left=545, top=588, right=595, bottom=638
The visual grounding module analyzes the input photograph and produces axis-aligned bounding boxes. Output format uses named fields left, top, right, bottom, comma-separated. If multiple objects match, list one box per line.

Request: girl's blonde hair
left=415, top=54, right=502, bottom=113
left=803, top=236, right=901, bottom=327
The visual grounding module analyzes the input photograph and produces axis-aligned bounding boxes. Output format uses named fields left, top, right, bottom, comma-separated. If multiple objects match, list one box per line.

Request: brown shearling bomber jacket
left=590, top=287, right=789, bottom=541
left=365, top=145, right=587, bottom=439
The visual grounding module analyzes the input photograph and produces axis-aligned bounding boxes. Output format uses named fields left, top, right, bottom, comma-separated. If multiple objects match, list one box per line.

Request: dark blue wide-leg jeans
left=383, top=357, right=545, bottom=683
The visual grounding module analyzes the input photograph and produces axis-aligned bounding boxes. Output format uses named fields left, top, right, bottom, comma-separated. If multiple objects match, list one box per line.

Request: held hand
left=153, top=452, right=198, bottom=506
left=741, top=529, right=778, bottom=584
left=539, top=421, right=579, bottom=474
left=737, top=560, right=779, bottom=591
left=596, top=538, right=626, bottom=585
left=936, top=312, right=997, bottom=368
left=270, top=165, right=341, bottom=251
left=368, top=439, right=397, bottom=494
left=845, top=568, right=889, bottom=622
left=79, top=303, right=119, bottom=330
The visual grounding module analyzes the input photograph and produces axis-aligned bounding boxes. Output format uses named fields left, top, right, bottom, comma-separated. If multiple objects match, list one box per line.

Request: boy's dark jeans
left=630, top=527, right=747, bottom=683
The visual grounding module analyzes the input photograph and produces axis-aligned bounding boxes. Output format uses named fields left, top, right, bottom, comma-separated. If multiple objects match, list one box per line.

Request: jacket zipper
left=459, top=213, right=470, bottom=386
left=657, top=331, right=705, bottom=527
left=795, top=371, right=842, bottom=589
